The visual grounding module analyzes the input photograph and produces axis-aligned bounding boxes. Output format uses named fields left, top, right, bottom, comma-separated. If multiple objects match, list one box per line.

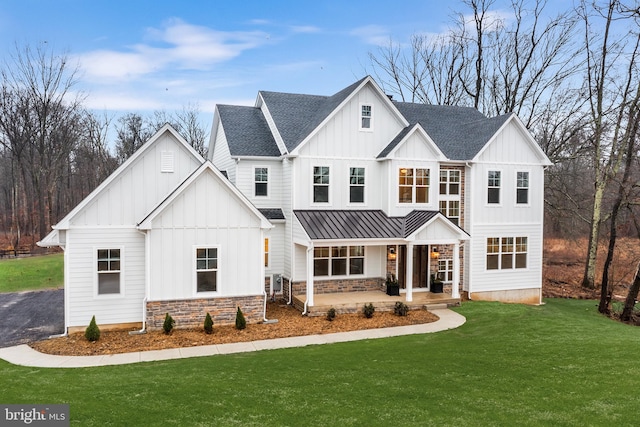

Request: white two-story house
left=40, top=76, right=550, bottom=333
left=210, top=76, right=551, bottom=313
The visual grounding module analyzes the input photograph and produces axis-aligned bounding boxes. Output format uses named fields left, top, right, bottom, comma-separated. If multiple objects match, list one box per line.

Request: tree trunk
left=582, top=183, right=605, bottom=289
left=620, top=263, right=640, bottom=322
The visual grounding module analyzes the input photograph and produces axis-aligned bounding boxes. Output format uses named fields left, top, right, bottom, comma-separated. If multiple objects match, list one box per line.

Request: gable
left=474, top=117, right=551, bottom=165
left=58, top=126, right=204, bottom=229
left=383, top=125, right=445, bottom=160
left=295, top=81, right=407, bottom=158
left=408, top=215, right=469, bottom=242
left=138, top=162, right=272, bottom=231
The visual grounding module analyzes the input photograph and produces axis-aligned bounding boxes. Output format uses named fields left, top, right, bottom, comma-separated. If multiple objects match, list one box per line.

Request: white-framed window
left=399, top=167, right=429, bottom=204
left=313, top=166, right=330, bottom=203
left=360, top=104, right=372, bottom=130
left=438, top=259, right=454, bottom=283
left=439, top=200, right=460, bottom=226
left=97, top=248, right=122, bottom=295
left=254, top=167, right=268, bottom=197
left=349, top=167, right=365, bottom=203
left=196, top=247, right=218, bottom=293
left=439, top=170, right=460, bottom=195
left=313, top=245, right=365, bottom=277
left=264, top=238, right=269, bottom=268
left=486, top=237, right=527, bottom=270
left=487, top=170, right=501, bottom=204
left=516, top=171, right=529, bottom=204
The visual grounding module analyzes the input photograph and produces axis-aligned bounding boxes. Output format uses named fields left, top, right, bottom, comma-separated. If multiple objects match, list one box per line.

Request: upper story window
left=439, top=200, right=460, bottom=226
left=487, top=170, right=501, bottom=204
left=349, top=167, right=365, bottom=203
left=399, top=167, right=429, bottom=204
left=196, top=247, right=218, bottom=293
left=313, top=166, right=330, bottom=203
left=486, top=237, right=527, bottom=270
left=254, top=167, right=268, bottom=197
left=517, top=171, right=529, bottom=204
left=264, top=238, right=269, bottom=268
left=360, top=104, right=372, bottom=130
left=440, top=170, right=460, bottom=195
left=97, top=249, right=121, bottom=295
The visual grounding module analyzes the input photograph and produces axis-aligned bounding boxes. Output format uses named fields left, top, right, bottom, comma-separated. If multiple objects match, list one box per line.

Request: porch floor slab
left=293, top=290, right=460, bottom=316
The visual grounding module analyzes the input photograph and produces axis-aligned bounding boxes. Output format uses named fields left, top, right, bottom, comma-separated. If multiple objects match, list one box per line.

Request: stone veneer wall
left=292, top=277, right=385, bottom=296
left=146, top=295, right=264, bottom=330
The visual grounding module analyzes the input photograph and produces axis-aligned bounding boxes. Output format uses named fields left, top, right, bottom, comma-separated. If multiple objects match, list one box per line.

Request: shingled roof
left=216, top=105, right=280, bottom=157
left=219, top=77, right=513, bottom=160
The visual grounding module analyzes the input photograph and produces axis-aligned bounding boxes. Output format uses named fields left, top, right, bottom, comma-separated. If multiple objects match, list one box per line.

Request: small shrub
left=326, top=307, right=337, bottom=321
left=204, top=312, right=214, bottom=334
left=394, top=301, right=409, bottom=317
left=163, top=313, right=175, bottom=334
left=235, top=307, right=246, bottom=330
left=84, top=315, right=100, bottom=342
left=363, top=303, right=375, bottom=318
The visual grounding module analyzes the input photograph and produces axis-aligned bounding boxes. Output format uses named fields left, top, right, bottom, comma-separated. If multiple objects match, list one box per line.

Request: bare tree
left=578, top=0, right=639, bottom=289
left=0, top=43, right=83, bottom=241
left=152, top=103, right=208, bottom=157
left=114, top=113, right=153, bottom=164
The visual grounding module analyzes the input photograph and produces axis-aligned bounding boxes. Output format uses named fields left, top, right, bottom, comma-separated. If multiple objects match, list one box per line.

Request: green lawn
left=2, top=299, right=638, bottom=426
left=0, top=253, right=63, bottom=293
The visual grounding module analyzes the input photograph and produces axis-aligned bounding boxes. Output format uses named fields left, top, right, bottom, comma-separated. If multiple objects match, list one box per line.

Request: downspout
left=465, top=161, right=473, bottom=300
left=262, top=291, right=278, bottom=324
left=49, top=243, right=69, bottom=339
left=130, top=229, right=150, bottom=335
left=302, top=246, right=313, bottom=315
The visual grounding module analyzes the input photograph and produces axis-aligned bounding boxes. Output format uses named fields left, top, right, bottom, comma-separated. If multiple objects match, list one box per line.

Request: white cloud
left=290, top=25, right=321, bottom=34
left=75, top=18, right=270, bottom=82
left=350, top=25, right=391, bottom=46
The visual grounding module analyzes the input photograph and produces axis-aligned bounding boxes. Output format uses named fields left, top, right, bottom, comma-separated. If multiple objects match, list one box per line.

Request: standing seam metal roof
left=294, top=210, right=450, bottom=240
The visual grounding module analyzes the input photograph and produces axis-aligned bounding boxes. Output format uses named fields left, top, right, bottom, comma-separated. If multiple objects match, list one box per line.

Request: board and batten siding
left=146, top=169, right=265, bottom=301
left=211, top=120, right=237, bottom=184
left=65, top=228, right=145, bottom=328
left=70, top=132, right=202, bottom=227
left=296, top=83, right=405, bottom=159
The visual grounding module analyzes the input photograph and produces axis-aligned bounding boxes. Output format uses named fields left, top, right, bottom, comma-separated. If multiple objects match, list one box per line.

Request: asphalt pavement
left=0, top=289, right=64, bottom=348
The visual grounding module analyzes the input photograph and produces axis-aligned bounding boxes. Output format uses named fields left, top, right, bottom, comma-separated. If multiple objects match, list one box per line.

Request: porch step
left=424, top=303, right=449, bottom=311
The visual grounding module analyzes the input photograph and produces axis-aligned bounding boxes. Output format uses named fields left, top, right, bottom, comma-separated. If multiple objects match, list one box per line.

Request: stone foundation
left=146, top=295, right=264, bottom=330
left=292, top=277, right=385, bottom=296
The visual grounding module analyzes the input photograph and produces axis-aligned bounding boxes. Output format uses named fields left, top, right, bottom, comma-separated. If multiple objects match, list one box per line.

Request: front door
left=398, top=245, right=429, bottom=289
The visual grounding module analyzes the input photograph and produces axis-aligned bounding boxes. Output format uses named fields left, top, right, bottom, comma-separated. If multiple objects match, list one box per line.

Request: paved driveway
left=0, top=289, right=64, bottom=348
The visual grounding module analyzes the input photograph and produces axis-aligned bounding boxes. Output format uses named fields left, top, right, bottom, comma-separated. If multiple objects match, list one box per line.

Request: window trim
left=348, top=166, right=366, bottom=205
left=516, top=170, right=530, bottom=206
left=398, top=167, right=430, bottom=205
left=439, top=200, right=460, bottom=226
left=360, top=103, right=373, bottom=131
left=487, top=169, right=502, bottom=205
left=439, top=169, right=461, bottom=196
left=438, top=258, right=454, bottom=284
left=313, top=245, right=365, bottom=277
left=194, top=245, right=220, bottom=295
left=312, top=165, right=331, bottom=205
left=95, top=247, right=124, bottom=298
left=486, top=236, right=528, bottom=270
left=254, top=166, right=269, bottom=198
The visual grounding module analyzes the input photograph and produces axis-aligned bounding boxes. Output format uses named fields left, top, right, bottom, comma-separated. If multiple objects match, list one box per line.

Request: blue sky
left=0, top=0, right=570, bottom=132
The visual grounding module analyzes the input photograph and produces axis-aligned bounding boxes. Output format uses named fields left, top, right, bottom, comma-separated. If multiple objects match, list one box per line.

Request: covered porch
left=292, top=289, right=460, bottom=317
left=292, top=209, right=470, bottom=315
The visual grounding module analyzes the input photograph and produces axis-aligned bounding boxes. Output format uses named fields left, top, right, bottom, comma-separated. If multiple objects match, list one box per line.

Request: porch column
left=306, top=247, right=314, bottom=306
left=452, top=242, right=460, bottom=298
left=406, top=242, right=414, bottom=302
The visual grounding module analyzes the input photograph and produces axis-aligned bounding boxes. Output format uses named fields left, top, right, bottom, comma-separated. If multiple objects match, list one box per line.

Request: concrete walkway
left=0, top=308, right=465, bottom=369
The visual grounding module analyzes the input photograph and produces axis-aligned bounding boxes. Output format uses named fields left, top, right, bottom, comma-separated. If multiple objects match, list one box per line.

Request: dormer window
left=360, top=104, right=372, bottom=130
